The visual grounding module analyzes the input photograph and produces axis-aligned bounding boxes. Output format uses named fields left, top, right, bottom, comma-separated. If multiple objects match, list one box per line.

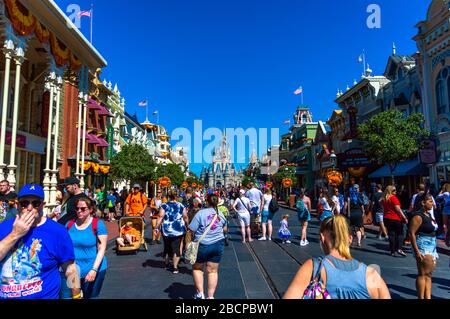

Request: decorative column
left=0, top=40, right=14, bottom=181
left=6, top=45, right=25, bottom=191
left=43, top=72, right=56, bottom=205
left=80, top=94, right=88, bottom=191
left=75, top=92, right=84, bottom=179
left=49, top=76, right=63, bottom=207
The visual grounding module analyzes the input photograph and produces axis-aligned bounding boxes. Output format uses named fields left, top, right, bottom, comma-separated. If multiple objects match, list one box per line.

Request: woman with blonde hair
left=382, top=185, right=408, bottom=257
left=284, top=215, right=391, bottom=299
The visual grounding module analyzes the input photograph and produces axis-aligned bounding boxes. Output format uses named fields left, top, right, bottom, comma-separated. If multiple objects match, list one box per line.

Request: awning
left=369, top=160, right=429, bottom=178
left=97, top=105, right=113, bottom=117
left=96, top=138, right=110, bottom=148
left=88, top=98, right=102, bottom=111
left=86, top=133, right=100, bottom=145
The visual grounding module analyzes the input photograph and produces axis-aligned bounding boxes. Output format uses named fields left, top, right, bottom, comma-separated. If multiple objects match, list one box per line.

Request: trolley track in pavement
left=228, top=208, right=303, bottom=299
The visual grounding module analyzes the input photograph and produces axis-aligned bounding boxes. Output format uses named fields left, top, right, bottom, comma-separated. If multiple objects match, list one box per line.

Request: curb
left=279, top=203, right=450, bottom=257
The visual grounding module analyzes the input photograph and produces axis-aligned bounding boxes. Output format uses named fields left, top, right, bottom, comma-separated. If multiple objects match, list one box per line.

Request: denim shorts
left=414, top=235, right=439, bottom=261
left=261, top=209, right=275, bottom=223
left=196, top=239, right=225, bottom=264
left=375, top=212, right=384, bottom=223
left=320, top=210, right=333, bottom=222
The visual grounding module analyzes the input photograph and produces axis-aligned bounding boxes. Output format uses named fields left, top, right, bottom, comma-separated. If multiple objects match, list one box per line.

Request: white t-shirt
left=320, top=197, right=332, bottom=211
left=331, top=195, right=340, bottom=214
left=246, top=188, right=263, bottom=207
left=263, top=194, right=273, bottom=211
left=234, top=197, right=251, bottom=214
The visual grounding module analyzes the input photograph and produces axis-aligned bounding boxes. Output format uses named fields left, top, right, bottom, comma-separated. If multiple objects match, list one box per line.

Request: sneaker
left=300, top=240, right=306, bottom=246
left=384, top=236, right=390, bottom=242
left=397, top=250, right=407, bottom=257
left=378, top=235, right=383, bottom=241
left=207, top=297, right=215, bottom=299
left=285, top=240, right=291, bottom=244
left=194, top=292, right=205, bottom=299
left=172, top=268, right=179, bottom=274
left=268, top=237, right=272, bottom=241
left=304, top=240, right=309, bottom=246
left=156, top=240, right=162, bottom=244
left=258, top=237, right=267, bottom=241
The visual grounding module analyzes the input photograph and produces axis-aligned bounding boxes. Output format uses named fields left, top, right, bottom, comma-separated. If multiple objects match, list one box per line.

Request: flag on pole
left=283, top=119, right=291, bottom=125
left=78, top=10, right=92, bottom=17
left=358, top=54, right=364, bottom=63
left=153, top=111, right=159, bottom=115
left=138, top=100, right=148, bottom=107
left=294, top=86, right=303, bottom=95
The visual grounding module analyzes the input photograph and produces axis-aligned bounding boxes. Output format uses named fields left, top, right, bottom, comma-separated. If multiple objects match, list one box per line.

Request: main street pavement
left=99, top=207, right=450, bottom=299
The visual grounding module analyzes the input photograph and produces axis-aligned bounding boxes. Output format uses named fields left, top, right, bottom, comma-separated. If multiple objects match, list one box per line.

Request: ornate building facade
left=0, top=0, right=106, bottom=212
left=414, top=0, right=450, bottom=184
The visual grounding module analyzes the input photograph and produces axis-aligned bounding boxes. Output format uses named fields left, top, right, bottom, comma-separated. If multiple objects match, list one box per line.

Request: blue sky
left=55, top=0, right=430, bottom=175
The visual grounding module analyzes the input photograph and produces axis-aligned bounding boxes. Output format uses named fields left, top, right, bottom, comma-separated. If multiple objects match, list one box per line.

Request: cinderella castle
left=200, top=133, right=243, bottom=188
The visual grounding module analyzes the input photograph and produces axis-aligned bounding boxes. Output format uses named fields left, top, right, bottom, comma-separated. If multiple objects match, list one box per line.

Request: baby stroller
left=116, top=216, right=148, bottom=255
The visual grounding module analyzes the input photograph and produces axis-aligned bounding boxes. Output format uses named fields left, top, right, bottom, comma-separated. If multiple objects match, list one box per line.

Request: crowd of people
left=0, top=176, right=448, bottom=300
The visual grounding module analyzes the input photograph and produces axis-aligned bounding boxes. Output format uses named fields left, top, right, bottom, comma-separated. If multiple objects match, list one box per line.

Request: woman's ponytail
left=320, top=215, right=352, bottom=260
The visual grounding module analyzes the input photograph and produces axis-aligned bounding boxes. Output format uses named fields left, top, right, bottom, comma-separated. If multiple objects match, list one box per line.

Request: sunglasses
left=76, top=207, right=89, bottom=212
left=19, top=200, right=42, bottom=208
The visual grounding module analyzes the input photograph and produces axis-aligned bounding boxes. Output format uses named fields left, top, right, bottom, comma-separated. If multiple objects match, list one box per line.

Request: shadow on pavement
left=164, top=282, right=196, bottom=300
left=142, top=259, right=166, bottom=269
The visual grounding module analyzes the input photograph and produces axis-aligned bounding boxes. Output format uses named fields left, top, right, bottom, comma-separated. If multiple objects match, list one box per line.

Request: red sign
left=6, top=132, right=26, bottom=148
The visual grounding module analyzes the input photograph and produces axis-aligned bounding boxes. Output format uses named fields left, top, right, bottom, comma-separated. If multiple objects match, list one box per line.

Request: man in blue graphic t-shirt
left=0, top=184, right=81, bottom=299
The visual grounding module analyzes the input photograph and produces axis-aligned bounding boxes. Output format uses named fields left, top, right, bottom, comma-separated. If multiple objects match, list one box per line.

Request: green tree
left=241, top=176, right=255, bottom=188
left=110, top=144, right=157, bottom=185
left=156, top=163, right=185, bottom=187
left=358, top=110, right=429, bottom=184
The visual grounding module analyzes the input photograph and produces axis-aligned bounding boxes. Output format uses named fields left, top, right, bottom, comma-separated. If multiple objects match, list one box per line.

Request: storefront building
left=414, top=0, right=450, bottom=186
left=0, top=0, right=106, bottom=212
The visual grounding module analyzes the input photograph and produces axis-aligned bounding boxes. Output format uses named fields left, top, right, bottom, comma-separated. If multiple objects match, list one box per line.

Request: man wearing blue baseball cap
left=0, top=184, right=81, bottom=299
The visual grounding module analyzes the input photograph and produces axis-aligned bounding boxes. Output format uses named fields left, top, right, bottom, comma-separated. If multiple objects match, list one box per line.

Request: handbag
left=303, top=257, right=331, bottom=299
left=185, top=213, right=219, bottom=265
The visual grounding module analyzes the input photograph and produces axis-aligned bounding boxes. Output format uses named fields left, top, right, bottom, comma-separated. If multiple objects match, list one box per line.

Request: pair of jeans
left=384, top=219, right=404, bottom=253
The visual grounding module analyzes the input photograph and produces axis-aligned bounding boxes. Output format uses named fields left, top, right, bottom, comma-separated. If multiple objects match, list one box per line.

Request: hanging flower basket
left=326, top=170, right=343, bottom=187
left=282, top=178, right=293, bottom=188
left=159, top=177, right=171, bottom=188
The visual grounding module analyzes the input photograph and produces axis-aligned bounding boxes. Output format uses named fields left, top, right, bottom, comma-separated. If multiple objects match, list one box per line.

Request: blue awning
left=369, top=160, right=429, bottom=178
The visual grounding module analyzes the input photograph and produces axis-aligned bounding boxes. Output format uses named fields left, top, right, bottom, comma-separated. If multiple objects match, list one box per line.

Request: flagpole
left=362, top=50, right=366, bottom=76
left=146, top=98, right=149, bottom=122
left=90, top=4, right=94, bottom=44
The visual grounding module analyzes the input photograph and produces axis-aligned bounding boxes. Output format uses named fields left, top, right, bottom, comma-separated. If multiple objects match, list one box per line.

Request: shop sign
left=419, top=138, right=438, bottom=165
left=338, top=148, right=371, bottom=168
left=6, top=132, right=26, bottom=148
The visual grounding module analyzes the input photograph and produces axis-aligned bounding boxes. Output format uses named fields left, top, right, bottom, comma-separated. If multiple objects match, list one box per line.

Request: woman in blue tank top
left=283, top=215, right=391, bottom=299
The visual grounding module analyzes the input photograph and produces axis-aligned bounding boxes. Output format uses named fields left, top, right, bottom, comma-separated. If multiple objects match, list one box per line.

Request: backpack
left=361, top=192, right=370, bottom=206
left=269, top=197, right=279, bottom=213
left=67, top=217, right=99, bottom=238
left=107, top=198, right=114, bottom=208
left=296, top=199, right=306, bottom=213
left=349, top=188, right=362, bottom=209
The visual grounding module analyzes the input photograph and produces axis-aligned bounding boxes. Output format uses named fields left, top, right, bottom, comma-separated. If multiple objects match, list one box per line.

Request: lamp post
left=330, top=151, right=337, bottom=170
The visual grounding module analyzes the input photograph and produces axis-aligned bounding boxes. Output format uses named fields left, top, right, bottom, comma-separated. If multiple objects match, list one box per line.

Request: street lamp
left=330, top=151, right=337, bottom=169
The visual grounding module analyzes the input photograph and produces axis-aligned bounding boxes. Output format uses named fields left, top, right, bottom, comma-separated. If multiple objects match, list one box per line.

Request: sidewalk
left=279, top=202, right=450, bottom=256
